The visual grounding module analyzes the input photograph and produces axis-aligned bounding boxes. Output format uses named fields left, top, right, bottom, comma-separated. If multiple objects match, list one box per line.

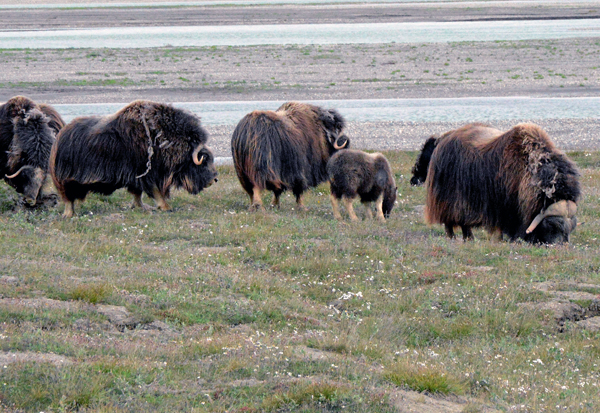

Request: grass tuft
left=384, top=361, right=466, bottom=395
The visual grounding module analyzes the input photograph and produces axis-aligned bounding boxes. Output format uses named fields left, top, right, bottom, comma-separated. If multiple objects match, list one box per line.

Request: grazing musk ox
left=231, top=102, right=349, bottom=210
left=50, top=100, right=218, bottom=218
left=0, top=96, right=65, bottom=205
left=416, top=123, right=580, bottom=243
left=327, top=149, right=396, bottom=221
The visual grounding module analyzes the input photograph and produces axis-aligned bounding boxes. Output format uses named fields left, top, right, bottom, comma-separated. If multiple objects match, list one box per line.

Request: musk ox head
left=2, top=96, right=36, bottom=120
left=410, top=136, right=438, bottom=186
left=382, top=184, right=397, bottom=218
left=319, top=108, right=349, bottom=151
left=175, top=144, right=218, bottom=194
left=5, top=108, right=55, bottom=205
left=5, top=166, right=46, bottom=205
left=525, top=200, right=578, bottom=244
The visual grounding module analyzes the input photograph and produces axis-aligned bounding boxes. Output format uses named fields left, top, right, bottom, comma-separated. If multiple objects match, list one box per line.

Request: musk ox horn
left=526, top=200, right=577, bottom=234
left=333, top=135, right=348, bottom=150
left=5, top=165, right=28, bottom=179
left=192, top=144, right=205, bottom=165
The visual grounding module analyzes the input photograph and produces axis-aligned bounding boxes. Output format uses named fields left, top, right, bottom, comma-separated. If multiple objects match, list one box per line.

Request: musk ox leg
left=294, top=193, right=307, bottom=211
left=63, top=200, right=75, bottom=218
left=330, top=194, right=343, bottom=220
left=461, top=226, right=474, bottom=241
left=444, top=223, right=456, bottom=239
left=130, top=191, right=155, bottom=212
left=250, top=187, right=264, bottom=211
left=152, top=188, right=171, bottom=211
left=342, top=197, right=359, bottom=222
left=374, top=193, right=385, bottom=222
left=271, top=189, right=283, bottom=209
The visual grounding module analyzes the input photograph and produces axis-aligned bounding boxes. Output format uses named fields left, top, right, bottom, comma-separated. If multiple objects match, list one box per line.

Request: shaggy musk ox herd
left=0, top=95, right=584, bottom=245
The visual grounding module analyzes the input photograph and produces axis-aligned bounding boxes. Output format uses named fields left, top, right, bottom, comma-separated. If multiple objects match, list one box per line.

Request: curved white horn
left=192, top=144, right=205, bottom=165
left=333, top=138, right=348, bottom=150
left=5, top=165, right=28, bottom=179
left=526, top=200, right=577, bottom=234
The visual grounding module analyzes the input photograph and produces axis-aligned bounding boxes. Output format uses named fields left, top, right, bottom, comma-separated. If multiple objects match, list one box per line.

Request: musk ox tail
left=231, top=111, right=290, bottom=192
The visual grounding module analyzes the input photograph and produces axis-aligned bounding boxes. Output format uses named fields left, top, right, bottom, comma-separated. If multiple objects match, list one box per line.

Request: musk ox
left=50, top=100, right=218, bottom=218
left=327, top=149, right=397, bottom=222
left=410, top=135, right=437, bottom=186
left=231, top=102, right=349, bottom=210
left=0, top=96, right=65, bottom=205
left=415, top=123, right=580, bottom=243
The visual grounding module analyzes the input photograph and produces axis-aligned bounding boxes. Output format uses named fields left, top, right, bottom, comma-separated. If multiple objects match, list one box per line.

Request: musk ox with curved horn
left=50, top=100, right=218, bottom=218
left=415, top=123, right=580, bottom=244
left=231, top=102, right=349, bottom=210
left=0, top=96, right=65, bottom=205
left=327, top=149, right=396, bottom=222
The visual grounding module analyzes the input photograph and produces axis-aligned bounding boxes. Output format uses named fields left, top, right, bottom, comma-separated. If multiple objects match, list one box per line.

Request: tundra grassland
left=1, top=151, right=600, bottom=412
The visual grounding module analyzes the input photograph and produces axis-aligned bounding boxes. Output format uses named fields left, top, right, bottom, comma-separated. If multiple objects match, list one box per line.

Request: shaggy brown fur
left=425, top=123, right=580, bottom=243
left=0, top=96, right=64, bottom=205
left=328, top=149, right=396, bottom=221
left=231, top=102, right=348, bottom=210
left=50, top=100, right=218, bottom=217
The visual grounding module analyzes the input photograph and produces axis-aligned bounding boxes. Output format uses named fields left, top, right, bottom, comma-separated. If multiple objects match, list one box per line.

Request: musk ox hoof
left=249, top=203, right=265, bottom=212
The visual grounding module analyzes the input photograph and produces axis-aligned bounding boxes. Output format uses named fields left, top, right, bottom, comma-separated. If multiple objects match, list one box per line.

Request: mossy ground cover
left=1, top=151, right=600, bottom=412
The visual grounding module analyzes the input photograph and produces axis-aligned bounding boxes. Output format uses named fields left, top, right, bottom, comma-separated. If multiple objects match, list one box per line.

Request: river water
left=1, top=19, right=599, bottom=48
left=54, top=97, right=600, bottom=125
left=0, top=1, right=565, bottom=9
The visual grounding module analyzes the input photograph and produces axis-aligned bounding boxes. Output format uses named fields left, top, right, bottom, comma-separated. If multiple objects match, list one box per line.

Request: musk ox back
left=0, top=96, right=65, bottom=206
left=328, top=149, right=396, bottom=222
left=50, top=100, right=218, bottom=217
left=231, top=102, right=349, bottom=210
left=410, top=123, right=501, bottom=187
left=424, top=123, right=580, bottom=243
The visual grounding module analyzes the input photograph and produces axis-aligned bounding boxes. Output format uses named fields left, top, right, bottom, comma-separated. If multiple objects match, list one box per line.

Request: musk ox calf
left=327, top=149, right=396, bottom=222
left=231, top=102, right=349, bottom=210
left=50, top=100, right=218, bottom=218
left=0, top=96, right=65, bottom=205
left=412, top=123, right=580, bottom=244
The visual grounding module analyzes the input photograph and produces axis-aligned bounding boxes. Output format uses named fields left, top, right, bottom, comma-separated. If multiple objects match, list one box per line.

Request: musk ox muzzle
left=5, top=165, right=46, bottom=205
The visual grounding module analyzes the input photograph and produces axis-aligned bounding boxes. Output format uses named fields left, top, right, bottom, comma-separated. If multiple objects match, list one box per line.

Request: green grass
left=1, top=151, right=600, bottom=411
left=384, top=361, right=466, bottom=395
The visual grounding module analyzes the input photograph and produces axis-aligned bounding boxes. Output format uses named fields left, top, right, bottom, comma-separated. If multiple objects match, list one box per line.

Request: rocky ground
left=1, top=36, right=599, bottom=155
